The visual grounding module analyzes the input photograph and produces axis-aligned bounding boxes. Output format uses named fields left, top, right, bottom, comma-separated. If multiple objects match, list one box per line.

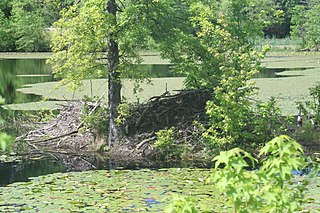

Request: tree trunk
left=107, top=0, right=121, bottom=147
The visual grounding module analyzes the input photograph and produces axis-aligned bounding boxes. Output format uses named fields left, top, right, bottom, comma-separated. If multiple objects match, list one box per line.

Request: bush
left=154, top=128, right=182, bottom=160
left=0, top=96, right=14, bottom=153
left=167, top=135, right=311, bottom=213
left=210, top=135, right=308, bottom=213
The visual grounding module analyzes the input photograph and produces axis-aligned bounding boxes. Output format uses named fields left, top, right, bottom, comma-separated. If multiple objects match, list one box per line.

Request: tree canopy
left=49, top=0, right=281, bottom=147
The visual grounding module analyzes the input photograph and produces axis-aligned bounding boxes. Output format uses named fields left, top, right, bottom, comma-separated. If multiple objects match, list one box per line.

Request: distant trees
left=0, top=0, right=319, bottom=52
left=291, top=0, right=320, bottom=50
left=264, top=0, right=300, bottom=38
left=11, top=0, right=50, bottom=51
left=0, top=0, right=75, bottom=52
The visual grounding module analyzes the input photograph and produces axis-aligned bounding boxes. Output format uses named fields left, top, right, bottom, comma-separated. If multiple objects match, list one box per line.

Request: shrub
left=166, top=135, right=310, bottom=212
left=210, top=135, right=308, bottom=213
left=154, top=128, right=182, bottom=160
left=0, top=96, right=14, bottom=153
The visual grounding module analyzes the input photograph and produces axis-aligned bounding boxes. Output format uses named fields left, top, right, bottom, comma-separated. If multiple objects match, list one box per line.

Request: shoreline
left=0, top=52, right=52, bottom=59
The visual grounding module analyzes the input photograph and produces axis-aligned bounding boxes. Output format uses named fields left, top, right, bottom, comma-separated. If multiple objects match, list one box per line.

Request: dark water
left=0, top=153, right=110, bottom=186
left=0, top=59, right=53, bottom=104
left=254, top=67, right=309, bottom=78
left=0, top=157, right=66, bottom=186
left=0, top=152, right=198, bottom=186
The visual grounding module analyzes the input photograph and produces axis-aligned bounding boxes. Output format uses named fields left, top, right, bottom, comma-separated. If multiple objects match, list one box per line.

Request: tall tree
left=159, top=0, right=275, bottom=89
left=50, top=0, right=194, bottom=146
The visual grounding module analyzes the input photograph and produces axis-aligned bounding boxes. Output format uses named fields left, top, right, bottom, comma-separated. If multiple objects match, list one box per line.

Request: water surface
left=0, top=59, right=312, bottom=106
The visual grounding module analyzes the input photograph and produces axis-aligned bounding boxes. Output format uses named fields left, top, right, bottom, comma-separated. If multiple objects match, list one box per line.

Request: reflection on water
left=0, top=157, right=66, bottom=186
left=0, top=59, right=53, bottom=104
left=254, top=67, right=310, bottom=78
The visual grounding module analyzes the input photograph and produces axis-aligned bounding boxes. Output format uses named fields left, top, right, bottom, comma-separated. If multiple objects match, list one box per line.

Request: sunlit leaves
left=291, top=2, right=320, bottom=50
left=0, top=132, right=14, bottom=153
left=211, top=135, right=310, bottom=213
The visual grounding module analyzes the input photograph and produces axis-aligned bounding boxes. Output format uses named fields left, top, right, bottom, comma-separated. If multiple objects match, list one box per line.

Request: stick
left=136, top=136, right=157, bottom=150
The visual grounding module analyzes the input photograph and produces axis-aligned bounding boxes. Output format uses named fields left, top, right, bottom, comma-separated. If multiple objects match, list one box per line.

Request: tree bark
left=107, top=0, right=121, bottom=147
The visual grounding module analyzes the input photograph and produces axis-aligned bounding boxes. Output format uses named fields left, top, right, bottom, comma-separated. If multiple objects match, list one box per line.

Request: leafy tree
left=291, top=0, right=320, bottom=50
left=49, top=0, right=187, bottom=146
left=43, top=0, right=77, bottom=24
left=210, top=135, right=308, bottom=212
left=160, top=0, right=276, bottom=89
left=158, top=0, right=284, bottom=149
left=290, top=5, right=307, bottom=47
left=0, top=10, right=15, bottom=51
left=11, top=0, right=50, bottom=51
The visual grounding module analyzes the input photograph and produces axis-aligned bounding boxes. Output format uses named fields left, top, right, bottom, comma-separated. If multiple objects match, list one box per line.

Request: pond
left=0, top=58, right=312, bottom=106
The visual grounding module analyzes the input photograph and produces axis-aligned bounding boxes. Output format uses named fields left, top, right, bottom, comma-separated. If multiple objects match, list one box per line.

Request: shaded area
left=254, top=67, right=311, bottom=78
left=0, top=59, right=53, bottom=104
left=0, top=156, right=66, bottom=186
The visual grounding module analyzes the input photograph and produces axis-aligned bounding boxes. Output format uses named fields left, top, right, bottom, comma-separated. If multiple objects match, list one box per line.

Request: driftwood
left=124, top=89, right=211, bottom=136
left=20, top=92, right=106, bottom=152
left=20, top=89, right=211, bottom=159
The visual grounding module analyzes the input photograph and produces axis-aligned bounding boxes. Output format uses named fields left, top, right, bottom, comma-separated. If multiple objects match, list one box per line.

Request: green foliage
left=202, top=53, right=289, bottom=150
left=154, top=128, right=181, bottom=160
left=0, top=132, right=14, bottom=153
left=116, top=103, right=130, bottom=125
left=294, top=82, right=320, bottom=146
left=297, top=82, right=320, bottom=127
left=0, top=96, right=14, bottom=153
left=252, top=98, right=287, bottom=144
left=11, top=0, right=50, bottom=51
left=0, top=0, right=74, bottom=51
left=49, top=0, right=155, bottom=89
left=165, top=195, right=198, bottom=213
left=291, top=2, right=320, bottom=50
left=159, top=0, right=276, bottom=89
left=210, top=135, right=308, bottom=213
left=0, top=10, right=15, bottom=51
left=81, top=100, right=109, bottom=137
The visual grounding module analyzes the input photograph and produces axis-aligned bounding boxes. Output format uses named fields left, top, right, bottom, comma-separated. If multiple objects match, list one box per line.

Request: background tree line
left=0, top=0, right=320, bottom=52
left=0, top=0, right=75, bottom=51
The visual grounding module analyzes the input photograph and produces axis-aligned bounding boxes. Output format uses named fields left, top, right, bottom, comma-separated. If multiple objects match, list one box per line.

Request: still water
left=0, top=58, right=308, bottom=106
left=0, top=59, right=178, bottom=105
left=0, top=59, right=53, bottom=104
